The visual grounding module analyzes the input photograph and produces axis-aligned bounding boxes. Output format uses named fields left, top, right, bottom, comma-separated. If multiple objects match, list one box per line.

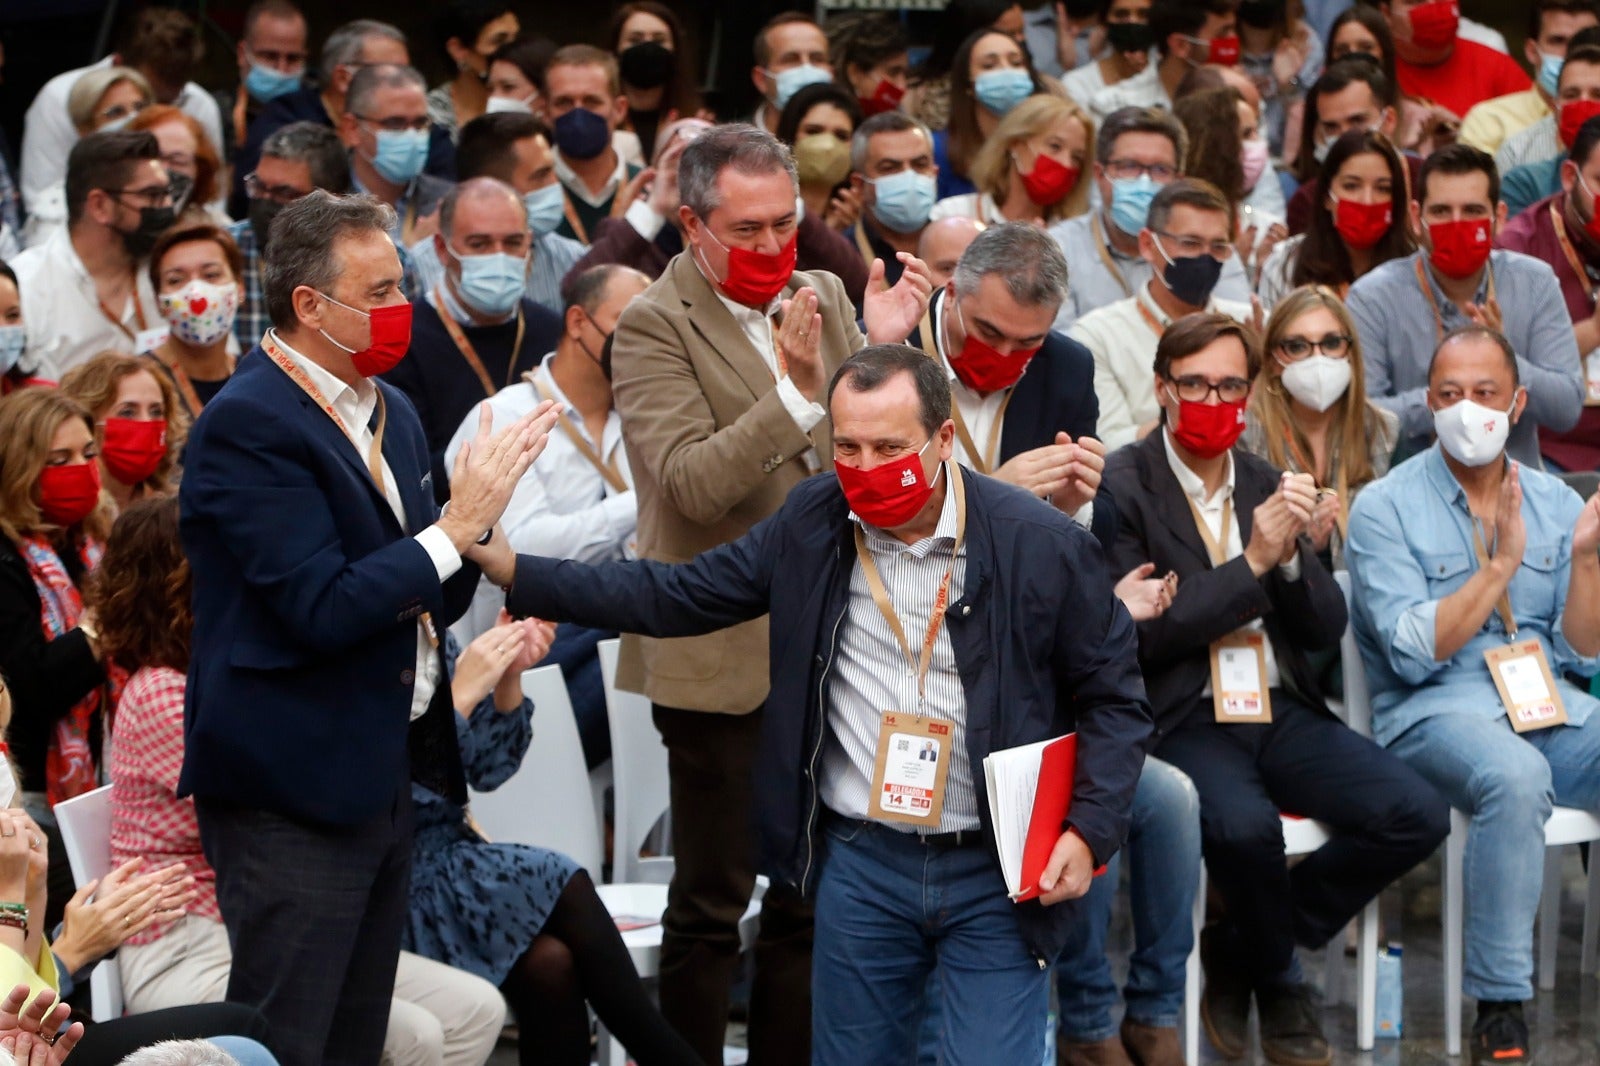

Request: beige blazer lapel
left=670, top=253, right=804, bottom=407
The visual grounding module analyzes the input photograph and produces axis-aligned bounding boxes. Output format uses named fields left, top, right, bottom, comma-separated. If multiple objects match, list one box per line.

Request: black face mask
left=1062, top=0, right=1100, bottom=18
left=1105, top=21, right=1155, bottom=54
left=619, top=41, right=675, bottom=90
left=1237, top=0, right=1284, bottom=29
left=1159, top=250, right=1224, bottom=307
left=119, top=205, right=176, bottom=258
left=249, top=198, right=286, bottom=251
left=167, top=172, right=195, bottom=215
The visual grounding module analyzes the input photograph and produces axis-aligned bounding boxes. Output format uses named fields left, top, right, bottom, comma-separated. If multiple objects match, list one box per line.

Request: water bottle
left=1375, top=943, right=1403, bottom=1038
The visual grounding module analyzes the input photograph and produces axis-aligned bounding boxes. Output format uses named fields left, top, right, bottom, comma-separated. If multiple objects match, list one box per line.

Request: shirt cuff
left=776, top=375, right=826, bottom=434
left=416, top=525, right=464, bottom=582
left=625, top=200, right=666, bottom=241
left=1278, top=553, right=1303, bottom=582
left=1071, top=500, right=1094, bottom=530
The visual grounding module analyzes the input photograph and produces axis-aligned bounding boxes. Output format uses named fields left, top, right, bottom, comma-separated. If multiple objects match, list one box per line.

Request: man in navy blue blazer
left=178, top=190, right=553, bottom=1066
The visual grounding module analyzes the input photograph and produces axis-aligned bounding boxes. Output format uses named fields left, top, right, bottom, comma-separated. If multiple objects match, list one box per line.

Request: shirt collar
left=1422, top=440, right=1478, bottom=509
left=931, top=289, right=957, bottom=380
left=351, top=173, right=414, bottom=215
left=267, top=327, right=377, bottom=425
left=853, top=461, right=961, bottom=555
left=1137, top=280, right=1218, bottom=324
left=1416, top=248, right=1494, bottom=305
left=531, top=351, right=579, bottom=417
left=554, top=150, right=626, bottom=200
left=1162, top=426, right=1234, bottom=507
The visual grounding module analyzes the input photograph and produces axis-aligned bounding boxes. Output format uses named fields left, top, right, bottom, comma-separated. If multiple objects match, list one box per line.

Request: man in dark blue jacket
left=473, top=343, right=1152, bottom=1064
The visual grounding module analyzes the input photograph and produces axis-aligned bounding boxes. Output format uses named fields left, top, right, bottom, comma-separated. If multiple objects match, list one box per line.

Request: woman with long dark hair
left=427, top=0, right=521, bottom=141
left=906, top=0, right=1024, bottom=132
left=936, top=27, right=1055, bottom=200
left=776, top=83, right=863, bottom=231
left=609, top=1, right=705, bottom=161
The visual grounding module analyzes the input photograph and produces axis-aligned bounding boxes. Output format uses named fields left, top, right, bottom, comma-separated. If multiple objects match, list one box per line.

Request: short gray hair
left=116, top=1041, right=241, bottom=1066
left=439, top=176, right=524, bottom=239
left=347, top=64, right=427, bottom=118
left=264, top=191, right=397, bottom=329
left=678, top=123, right=797, bottom=221
left=261, top=121, right=351, bottom=194
left=319, top=19, right=406, bottom=85
left=1095, top=106, right=1187, bottom=167
left=850, top=111, right=932, bottom=176
left=950, top=222, right=1069, bottom=312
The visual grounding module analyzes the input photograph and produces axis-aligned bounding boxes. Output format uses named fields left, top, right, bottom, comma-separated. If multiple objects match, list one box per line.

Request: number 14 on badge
left=870, top=711, right=954, bottom=826
left=1485, top=639, right=1568, bottom=733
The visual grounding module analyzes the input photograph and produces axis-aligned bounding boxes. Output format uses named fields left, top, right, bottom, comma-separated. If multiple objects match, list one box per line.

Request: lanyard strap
left=1414, top=255, right=1497, bottom=343
left=1280, top=431, right=1350, bottom=542
left=151, top=344, right=233, bottom=418
left=1092, top=213, right=1133, bottom=299
left=430, top=292, right=526, bottom=397
left=853, top=223, right=875, bottom=268
left=852, top=464, right=967, bottom=705
left=1135, top=296, right=1166, bottom=338
left=529, top=377, right=629, bottom=492
left=263, top=332, right=389, bottom=497
left=1470, top=519, right=1518, bottom=639
left=400, top=197, right=420, bottom=247
left=1550, top=200, right=1598, bottom=304
left=98, top=271, right=146, bottom=341
left=921, top=298, right=1013, bottom=473
left=1184, top=493, right=1233, bottom=567
left=562, top=195, right=589, bottom=245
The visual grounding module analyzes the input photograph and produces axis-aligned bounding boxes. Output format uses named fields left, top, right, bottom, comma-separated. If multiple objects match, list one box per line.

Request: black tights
left=500, top=871, right=704, bottom=1066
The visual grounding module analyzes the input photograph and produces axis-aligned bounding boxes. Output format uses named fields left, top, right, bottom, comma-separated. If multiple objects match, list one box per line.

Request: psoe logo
left=899, top=467, right=917, bottom=487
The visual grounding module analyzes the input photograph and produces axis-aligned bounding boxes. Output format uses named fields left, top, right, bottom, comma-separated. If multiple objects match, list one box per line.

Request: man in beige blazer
left=609, top=122, right=931, bottom=1064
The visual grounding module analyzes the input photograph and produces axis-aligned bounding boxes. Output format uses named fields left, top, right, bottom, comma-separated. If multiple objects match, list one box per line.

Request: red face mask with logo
left=319, top=294, right=414, bottom=377
left=1407, top=0, right=1460, bottom=50
left=100, top=418, right=167, bottom=484
left=37, top=462, right=102, bottom=527
left=1332, top=197, right=1393, bottom=250
left=859, top=79, right=906, bottom=117
left=948, top=298, right=1040, bottom=393
left=1204, top=35, right=1241, bottom=66
left=1017, top=151, right=1080, bottom=207
left=835, top=438, right=941, bottom=529
left=699, top=228, right=797, bottom=307
left=1427, top=217, right=1492, bottom=279
left=1560, top=99, right=1600, bottom=150
left=1168, top=390, right=1247, bottom=460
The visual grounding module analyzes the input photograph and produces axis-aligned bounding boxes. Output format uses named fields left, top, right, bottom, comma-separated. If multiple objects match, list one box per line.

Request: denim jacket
left=1346, top=445, right=1600, bottom=746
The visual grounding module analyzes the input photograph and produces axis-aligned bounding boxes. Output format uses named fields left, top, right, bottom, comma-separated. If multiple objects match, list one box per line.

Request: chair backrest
left=468, top=663, right=604, bottom=878
left=1557, top=469, right=1600, bottom=502
left=1333, top=569, right=1373, bottom=739
left=599, top=639, right=674, bottom=884
left=52, top=785, right=123, bottom=1022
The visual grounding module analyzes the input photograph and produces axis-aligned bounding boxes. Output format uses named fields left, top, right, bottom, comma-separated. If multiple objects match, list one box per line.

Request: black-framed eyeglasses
left=112, top=185, right=175, bottom=208
left=244, top=172, right=311, bottom=205
left=1103, top=159, right=1177, bottom=182
left=354, top=114, right=431, bottom=133
left=1166, top=374, right=1251, bottom=404
left=1156, top=230, right=1235, bottom=261
left=1276, top=333, right=1352, bottom=361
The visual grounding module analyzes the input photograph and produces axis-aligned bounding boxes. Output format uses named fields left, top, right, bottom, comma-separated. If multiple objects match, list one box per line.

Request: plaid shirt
left=227, top=219, right=269, bottom=354
left=108, top=666, right=222, bottom=945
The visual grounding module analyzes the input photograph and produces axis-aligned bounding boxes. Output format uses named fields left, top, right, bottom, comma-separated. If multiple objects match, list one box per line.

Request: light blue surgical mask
left=868, top=170, right=937, bottom=233
left=523, top=183, right=566, bottom=237
left=245, top=61, right=302, bottom=103
left=367, top=127, right=430, bottom=185
left=1539, top=50, right=1564, bottom=98
left=973, top=68, right=1034, bottom=116
left=1108, top=174, right=1159, bottom=237
left=448, top=246, right=528, bottom=317
left=766, top=64, right=833, bottom=109
left=0, top=325, right=24, bottom=376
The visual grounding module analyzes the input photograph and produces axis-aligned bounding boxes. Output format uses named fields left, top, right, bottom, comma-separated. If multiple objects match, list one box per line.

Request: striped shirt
left=821, top=469, right=978, bottom=832
left=405, top=229, right=584, bottom=316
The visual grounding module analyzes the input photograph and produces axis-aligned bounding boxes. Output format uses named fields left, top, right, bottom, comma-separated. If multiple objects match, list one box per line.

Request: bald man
left=385, top=176, right=564, bottom=502
left=918, top=216, right=984, bottom=289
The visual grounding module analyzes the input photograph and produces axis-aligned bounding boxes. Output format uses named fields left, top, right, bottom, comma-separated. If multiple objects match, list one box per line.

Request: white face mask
left=1433, top=395, right=1515, bottom=467
left=1278, top=354, right=1351, bottom=412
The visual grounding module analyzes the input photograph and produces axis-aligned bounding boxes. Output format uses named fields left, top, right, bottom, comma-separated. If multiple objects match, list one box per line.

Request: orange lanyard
left=1091, top=213, right=1133, bottom=298
left=854, top=223, right=875, bottom=268
left=1471, top=520, right=1517, bottom=639
left=98, top=272, right=146, bottom=341
left=1184, top=493, right=1232, bottom=567
left=529, top=376, right=628, bottom=493
left=1136, top=297, right=1167, bottom=338
left=1414, top=255, right=1497, bottom=343
left=1550, top=200, right=1597, bottom=305
left=430, top=292, right=525, bottom=397
left=916, top=302, right=1013, bottom=474
left=151, top=344, right=233, bottom=418
left=262, top=332, right=389, bottom=497
left=853, top=465, right=966, bottom=706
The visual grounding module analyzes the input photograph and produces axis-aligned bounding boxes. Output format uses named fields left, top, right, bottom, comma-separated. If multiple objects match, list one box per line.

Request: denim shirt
left=1346, top=445, right=1600, bottom=746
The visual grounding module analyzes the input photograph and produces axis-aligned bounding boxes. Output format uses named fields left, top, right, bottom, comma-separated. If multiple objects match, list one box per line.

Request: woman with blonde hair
left=26, top=68, right=156, bottom=246
left=1241, top=285, right=1398, bottom=569
left=930, top=94, right=1091, bottom=225
left=60, top=354, right=184, bottom=514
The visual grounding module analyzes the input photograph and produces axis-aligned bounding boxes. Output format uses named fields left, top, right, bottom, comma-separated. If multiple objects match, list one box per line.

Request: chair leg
left=1539, top=848, right=1562, bottom=992
left=1357, top=899, right=1379, bottom=1052
left=1584, top=848, right=1600, bottom=977
left=1444, top=809, right=1467, bottom=1058
left=1186, top=865, right=1204, bottom=1066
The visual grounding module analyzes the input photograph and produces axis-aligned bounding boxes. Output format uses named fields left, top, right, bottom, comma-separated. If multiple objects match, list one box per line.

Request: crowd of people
left=0, top=0, right=1599, bottom=1065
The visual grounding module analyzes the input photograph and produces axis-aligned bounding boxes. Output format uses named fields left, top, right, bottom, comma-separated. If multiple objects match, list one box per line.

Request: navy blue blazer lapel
left=268, top=360, right=404, bottom=533
left=1138, top=431, right=1214, bottom=569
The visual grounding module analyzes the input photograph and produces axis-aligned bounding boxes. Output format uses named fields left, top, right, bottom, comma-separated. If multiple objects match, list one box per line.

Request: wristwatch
left=440, top=502, right=493, bottom=546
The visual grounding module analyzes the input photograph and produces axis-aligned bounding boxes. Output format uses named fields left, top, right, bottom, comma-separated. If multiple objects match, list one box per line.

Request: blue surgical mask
left=1108, top=174, right=1159, bottom=237
left=523, top=183, right=566, bottom=237
left=973, top=68, right=1034, bottom=116
left=448, top=247, right=528, bottom=317
left=766, top=64, right=833, bottom=110
left=1539, top=51, right=1564, bottom=98
left=368, top=127, right=430, bottom=185
left=0, top=325, right=24, bottom=376
left=868, top=170, right=937, bottom=233
left=244, top=61, right=302, bottom=103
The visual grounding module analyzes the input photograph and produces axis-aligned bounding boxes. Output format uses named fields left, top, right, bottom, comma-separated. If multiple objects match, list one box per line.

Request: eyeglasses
left=355, top=114, right=432, bottom=133
left=1276, top=333, right=1352, bottom=361
left=112, top=184, right=175, bottom=208
left=1103, top=159, right=1178, bottom=183
left=1166, top=374, right=1251, bottom=404
left=244, top=172, right=311, bottom=204
left=98, top=100, right=148, bottom=124
left=1156, top=230, right=1235, bottom=261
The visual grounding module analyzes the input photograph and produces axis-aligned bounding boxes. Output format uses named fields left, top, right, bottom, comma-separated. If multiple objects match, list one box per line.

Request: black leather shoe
left=1199, top=926, right=1251, bottom=1059
left=1257, top=983, right=1331, bottom=1066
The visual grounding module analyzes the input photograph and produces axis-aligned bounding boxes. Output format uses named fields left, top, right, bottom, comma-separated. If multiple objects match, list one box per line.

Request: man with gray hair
left=845, top=111, right=940, bottom=289
left=339, top=65, right=451, bottom=248
left=608, top=120, right=931, bottom=1064
left=228, top=121, right=350, bottom=350
left=179, top=190, right=556, bottom=1066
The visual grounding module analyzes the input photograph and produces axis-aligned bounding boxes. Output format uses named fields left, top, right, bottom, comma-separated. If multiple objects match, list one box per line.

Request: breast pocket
left=1510, top=542, right=1563, bottom=633
left=1418, top=548, right=1472, bottom=599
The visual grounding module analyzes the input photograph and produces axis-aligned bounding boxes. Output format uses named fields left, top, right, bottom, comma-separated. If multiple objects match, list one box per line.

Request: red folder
left=1013, top=734, right=1077, bottom=902
left=984, top=733, right=1084, bottom=902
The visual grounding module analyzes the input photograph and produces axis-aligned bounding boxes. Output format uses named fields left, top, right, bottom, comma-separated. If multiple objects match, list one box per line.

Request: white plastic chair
left=598, top=639, right=674, bottom=885
left=53, top=785, right=123, bottom=1022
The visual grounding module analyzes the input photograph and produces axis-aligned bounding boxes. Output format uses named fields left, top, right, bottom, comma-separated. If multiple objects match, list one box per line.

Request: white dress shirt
left=1085, top=64, right=1171, bottom=124
left=444, top=353, right=636, bottom=638
left=270, top=330, right=461, bottom=720
left=10, top=226, right=163, bottom=380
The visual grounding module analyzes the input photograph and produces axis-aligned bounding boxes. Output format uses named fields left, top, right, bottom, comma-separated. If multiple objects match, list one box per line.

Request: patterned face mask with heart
left=159, top=279, right=241, bottom=347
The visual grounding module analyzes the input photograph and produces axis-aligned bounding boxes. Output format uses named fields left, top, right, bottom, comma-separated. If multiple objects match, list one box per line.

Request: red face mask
left=835, top=438, right=941, bottom=529
left=1168, top=389, right=1247, bottom=460
left=1331, top=197, right=1392, bottom=250
left=859, top=79, right=906, bottom=117
left=37, top=462, right=102, bottom=527
left=320, top=294, right=414, bottom=377
left=1407, top=0, right=1459, bottom=50
left=1560, top=99, right=1600, bottom=150
left=1017, top=151, right=1080, bottom=207
left=100, top=418, right=167, bottom=485
left=699, top=228, right=797, bottom=308
left=1205, top=35, right=1241, bottom=66
left=1427, top=217, right=1492, bottom=279
left=948, top=297, right=1041, bottom=393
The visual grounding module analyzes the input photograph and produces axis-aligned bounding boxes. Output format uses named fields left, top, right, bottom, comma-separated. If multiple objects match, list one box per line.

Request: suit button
left=400, top=669, right=415, bottom=685
left=961, top=605, right=971, bottom=616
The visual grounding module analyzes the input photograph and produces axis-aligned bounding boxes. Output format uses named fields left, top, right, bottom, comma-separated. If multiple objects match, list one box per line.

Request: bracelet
left=0, top=913, right=27, bottom=931
left=0, top=901, right=27, bottom=916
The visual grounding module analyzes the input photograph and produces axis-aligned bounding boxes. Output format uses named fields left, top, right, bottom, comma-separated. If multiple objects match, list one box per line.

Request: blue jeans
left=1388, top=710, right=1600, bottom=1001
left=1054, top=757, right=1201, bottom=1042
left=211, top=1037, right=281, bottom=1065
left=812, top=815, right=1050, bottom=1066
